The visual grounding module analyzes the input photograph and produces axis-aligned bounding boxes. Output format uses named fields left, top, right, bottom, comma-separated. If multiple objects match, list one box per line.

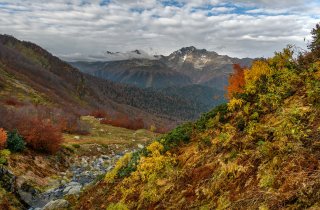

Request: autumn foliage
left=0, top=128, right=7, bottom=149
left=18, top=117, right=63, bottom=154
left=226, top=64, right=246, bottom=99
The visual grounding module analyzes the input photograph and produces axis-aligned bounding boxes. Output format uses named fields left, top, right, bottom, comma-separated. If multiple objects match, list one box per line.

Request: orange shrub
left=18, top=118, right=63, bottom=154
left=0, top=128, right=7, bottom=149
left=226, top=64, right=246, bottom=99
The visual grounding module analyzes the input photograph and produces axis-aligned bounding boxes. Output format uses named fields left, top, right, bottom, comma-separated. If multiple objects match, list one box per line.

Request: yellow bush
left=106, top=202, right=129, bottom=210
left=245, top=60, right=272, bottom=94
left=146, top=141, right=164, bottom=156
left=114, top=141, right=176, bottom=206
left=105, top=153, right=132, bottom=183
left=228, top=98, right=244, bottom=111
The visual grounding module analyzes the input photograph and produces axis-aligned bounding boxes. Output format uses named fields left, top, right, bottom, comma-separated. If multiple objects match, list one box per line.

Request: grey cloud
left=0, top=0, right=319, bottom=60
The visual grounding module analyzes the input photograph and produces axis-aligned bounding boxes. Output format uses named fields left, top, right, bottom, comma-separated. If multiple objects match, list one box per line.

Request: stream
left=27, top=149, right=129, bottom=210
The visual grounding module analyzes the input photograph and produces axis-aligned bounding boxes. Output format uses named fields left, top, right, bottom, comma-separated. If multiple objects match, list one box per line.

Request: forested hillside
left=0, top=35, right=208, bottom=128
left=74, top=24, right=320, bottom=210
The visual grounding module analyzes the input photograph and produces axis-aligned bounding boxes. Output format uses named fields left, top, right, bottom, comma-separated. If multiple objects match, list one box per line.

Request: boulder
left=63, top=183, right=82, bottom=195
left=43, top=199, right=69, bottom=210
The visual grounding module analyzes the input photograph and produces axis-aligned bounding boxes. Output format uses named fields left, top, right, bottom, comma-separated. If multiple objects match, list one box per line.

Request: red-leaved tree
left=226, top=64, right=246, bottom=99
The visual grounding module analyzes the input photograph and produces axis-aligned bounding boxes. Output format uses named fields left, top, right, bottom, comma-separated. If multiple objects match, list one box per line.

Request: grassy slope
left=63, top=116, right=156, bottom=151
left=0, top=63, right=50, bottom=105
left=74, top=47, right=320, bottom=210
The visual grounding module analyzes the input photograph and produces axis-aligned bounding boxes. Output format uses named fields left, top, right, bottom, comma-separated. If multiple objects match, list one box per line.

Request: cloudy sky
left=0, top=0, right=320, bottom=60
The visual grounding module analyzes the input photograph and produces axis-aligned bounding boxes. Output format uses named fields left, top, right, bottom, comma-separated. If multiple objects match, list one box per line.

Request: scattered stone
left=43, top=199, right=69, bottom=210
left=137, top=144, right=144, bottom=149
left=101, top=155, right=110, bottom=160
left=74, top=136, right=80, bottom=140
left=63, top=183, right=82, bottom=195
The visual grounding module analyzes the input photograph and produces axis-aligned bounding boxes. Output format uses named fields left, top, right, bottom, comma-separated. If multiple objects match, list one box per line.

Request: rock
left=101, top=155, right=110, bottom=160
left=0, top=166, right=15, bottom=192
left=63, top=183, right=82, bottom=195
left=137, top=144, right=144, bottom=149
left=17, top=182, right=40, bottom=206
left=74, top=136, right=80, bottom=140
left=66, top=181, right=80, bottom=186
left=43, top=199, right=69, bottom=210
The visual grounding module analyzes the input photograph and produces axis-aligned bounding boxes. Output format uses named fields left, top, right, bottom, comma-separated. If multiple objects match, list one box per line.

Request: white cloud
left=0, top=0, right=319, bottom=60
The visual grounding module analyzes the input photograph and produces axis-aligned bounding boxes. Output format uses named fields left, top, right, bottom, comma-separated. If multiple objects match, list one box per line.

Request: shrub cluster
left=0, top=104, right=89, bottom=154
left=18, top=117, right=62, bottom=154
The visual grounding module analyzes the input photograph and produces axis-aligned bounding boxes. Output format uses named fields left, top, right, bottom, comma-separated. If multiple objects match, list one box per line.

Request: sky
left=0, top=0, right=320, bottom=61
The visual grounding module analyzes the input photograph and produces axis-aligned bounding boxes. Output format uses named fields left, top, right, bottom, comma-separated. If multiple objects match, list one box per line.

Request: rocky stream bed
left=0, top=144, right=139, bottom=210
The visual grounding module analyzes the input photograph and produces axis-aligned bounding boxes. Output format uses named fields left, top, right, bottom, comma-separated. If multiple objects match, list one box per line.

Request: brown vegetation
left=18, top=117, right=63, bottom=154
left=100, top=113, right=144, bottom=130
left=90, top=109, right=108, bottom=118
left=0, top=128, right=7, bottom=149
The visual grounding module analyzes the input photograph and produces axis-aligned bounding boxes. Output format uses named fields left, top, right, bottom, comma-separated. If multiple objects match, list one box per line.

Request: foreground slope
left=75, top=32, right=320, bottom=209
left=0, top=35, right=206, bottom=126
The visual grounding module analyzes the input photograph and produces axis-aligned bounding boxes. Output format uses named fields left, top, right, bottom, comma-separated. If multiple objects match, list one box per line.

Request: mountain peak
left=131, top=49, right=142, bottom=55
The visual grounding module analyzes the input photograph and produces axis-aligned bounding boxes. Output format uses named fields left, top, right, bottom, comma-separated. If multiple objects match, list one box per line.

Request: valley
left=0, top=1, right=319, bottom=208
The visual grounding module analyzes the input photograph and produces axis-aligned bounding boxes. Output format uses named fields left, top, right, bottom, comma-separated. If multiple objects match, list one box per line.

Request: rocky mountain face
left=162, top=46, right=253, bottom=89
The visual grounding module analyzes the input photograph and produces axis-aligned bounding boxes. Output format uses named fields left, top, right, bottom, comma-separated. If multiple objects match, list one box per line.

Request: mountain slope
left=0, top=35, right=206, bottom=126
left=74, top=39, right=320, bottom=209
left=70, top=59, right=192, bottom=89
left=158, top=84, right=226, bottom=108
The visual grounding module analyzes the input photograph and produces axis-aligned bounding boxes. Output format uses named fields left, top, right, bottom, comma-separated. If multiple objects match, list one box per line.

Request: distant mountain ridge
left=69, top=46, right=253, bottom=109
left=70, top=46, right=252, bottom=89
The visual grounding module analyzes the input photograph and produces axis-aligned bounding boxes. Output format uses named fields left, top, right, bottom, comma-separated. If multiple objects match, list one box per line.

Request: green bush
left=195, top=103, right=228, bottom=131
left=0, top=157, right=7, bottom=165
left=6, top=130, right=26, bottom=152
left=160, top=122, right=193, bottom=151
left=0, top=149, right=11, bottom=165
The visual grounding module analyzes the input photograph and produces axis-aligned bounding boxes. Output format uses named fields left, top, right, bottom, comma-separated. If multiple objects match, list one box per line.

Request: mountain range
left=0, top=35, right=209, bottom=130
left=70, top=46, right=253, bottom=109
